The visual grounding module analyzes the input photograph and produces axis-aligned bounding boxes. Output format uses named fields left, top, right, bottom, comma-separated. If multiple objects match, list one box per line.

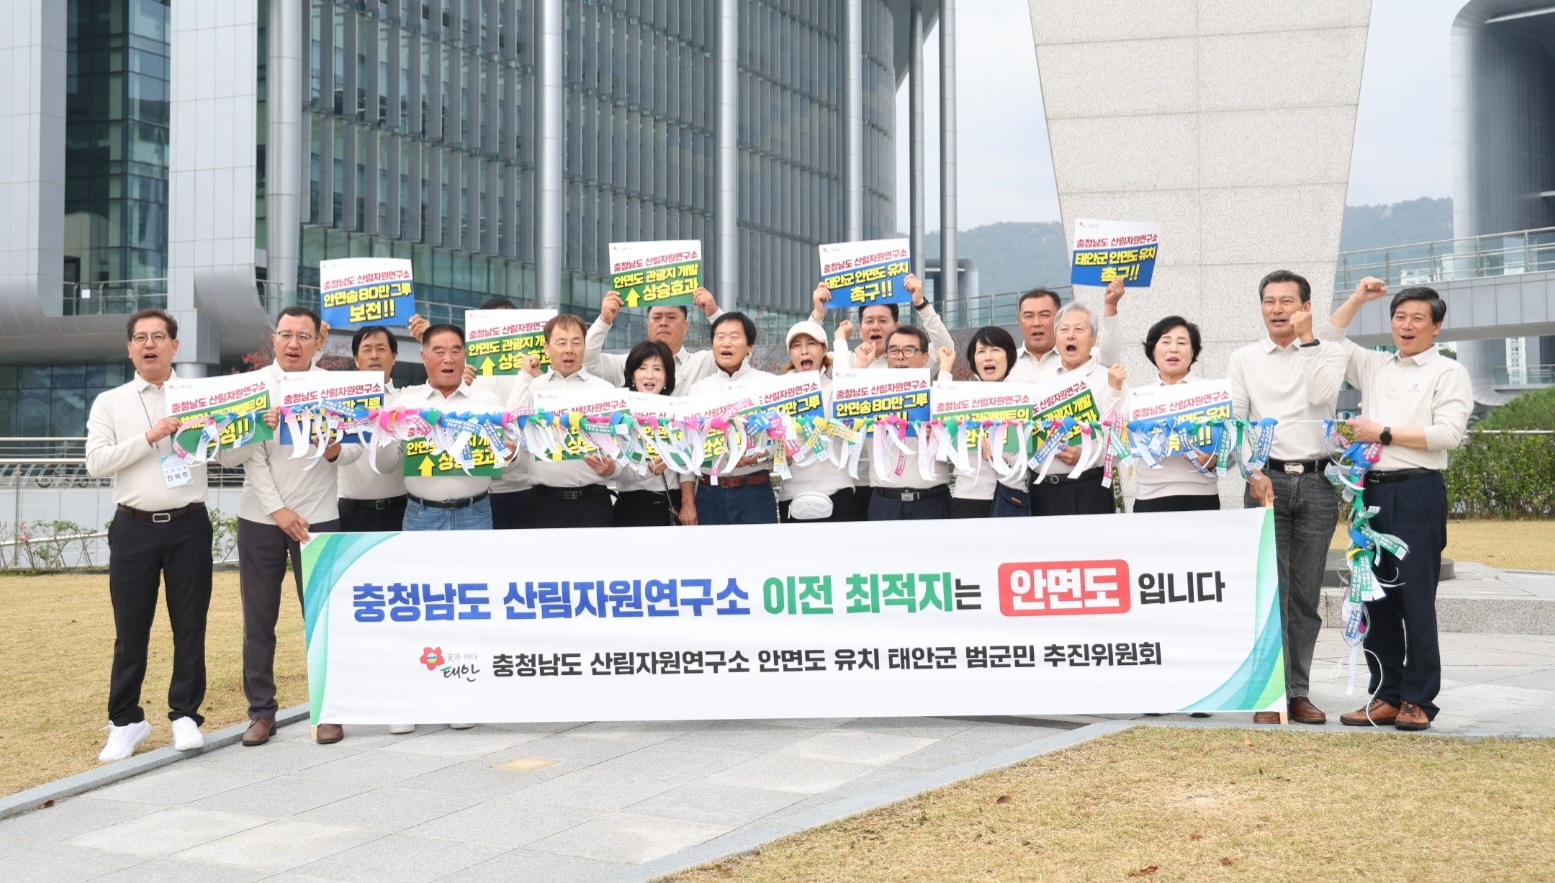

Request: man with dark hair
left=867, top=326, right=954, bottom=520
left=585, top=287, right=723, bottom=392
left=1226, top=268, right=1349, bottom=726
left=337, top=326, right=406, bottom=531
left=681, top=311, right=778, bottom=524
left=506, top=314, right=620, bottom=528
left=233, top=306, right=360, bottom=747
left=1319, top=278, right=1472, bottom=732
left=808, top=273, right=953, bottom=373
left=85, top=309, right=213, bottom=761
left=1006, top=280, right=1125, bottom=383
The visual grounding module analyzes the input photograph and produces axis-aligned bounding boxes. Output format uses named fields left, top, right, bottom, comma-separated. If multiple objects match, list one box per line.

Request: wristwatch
left=1380, top=426, right=1393, bottom=446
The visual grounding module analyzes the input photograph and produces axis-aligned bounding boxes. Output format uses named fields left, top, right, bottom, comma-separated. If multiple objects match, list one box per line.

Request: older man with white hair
left=1029, top=301, right=1125, bottom=517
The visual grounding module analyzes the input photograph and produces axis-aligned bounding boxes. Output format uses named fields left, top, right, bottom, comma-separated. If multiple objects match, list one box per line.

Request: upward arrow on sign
left=480, top=357, right=495, bottom=376
left=624, top=289, right=641, bottom=308
left=418, top=457, right=435, bottom=477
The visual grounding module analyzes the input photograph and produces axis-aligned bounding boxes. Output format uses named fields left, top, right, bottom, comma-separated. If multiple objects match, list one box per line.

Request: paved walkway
left=5, top=603, right=1554, bottom=882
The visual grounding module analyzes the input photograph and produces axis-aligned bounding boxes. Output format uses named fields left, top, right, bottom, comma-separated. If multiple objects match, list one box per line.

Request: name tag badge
left=161, top=454, right=194, bottom=489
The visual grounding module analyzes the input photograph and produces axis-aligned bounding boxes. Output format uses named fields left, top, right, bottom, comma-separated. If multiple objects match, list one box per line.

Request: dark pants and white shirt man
left=507, top=315, right=622, bottom=528
left=585, top=287, right=724, bottom=393
left=1318, top=278, right=1473, bottom=731
left=683, top=312, right=779, bottom=525
left=1028, top=303, right=1125, bottom=517
left=231, top=308, right=360, bottom=747
left=85, top=309, right=213, bottom=761
left=338, top=326, right=406, bottom=531
left=1227, top=270, right=1349, bottom=725
left=866, top=326, right=954, bottom=520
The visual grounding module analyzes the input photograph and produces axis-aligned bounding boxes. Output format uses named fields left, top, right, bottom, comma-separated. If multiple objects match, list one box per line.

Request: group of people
left=84, top=266, right=1471, bottom=763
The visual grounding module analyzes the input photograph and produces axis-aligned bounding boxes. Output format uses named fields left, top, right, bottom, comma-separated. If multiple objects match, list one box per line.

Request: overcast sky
left=897, top=0, right=1465, bottom=232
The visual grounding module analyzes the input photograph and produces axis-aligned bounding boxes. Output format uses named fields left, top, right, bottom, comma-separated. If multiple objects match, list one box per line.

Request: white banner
left=301, top=509, right=1284, bottom=723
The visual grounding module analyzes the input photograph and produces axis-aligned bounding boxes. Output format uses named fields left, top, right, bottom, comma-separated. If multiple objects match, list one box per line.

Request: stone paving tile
left=621, top=782, right=806, bottom=826
left=374, top=727, right=554, bottom=758
left=290, top=832, right=506, bottom=883
left=188, top=775, right=372, bottom=818
left=392, top=753, right=572, bottom=800
left=405, top=799, right=600, bottom=848
left=705, top=754, right=878, bottom=795
left=91, top=766, right=268, bottom=806
left=0, top=841, right=148, bottom=883
left=292, top=785, right=484, bottom=832
left=66, top=806, right=269, bottom=856
left=87, top=856, right=271, bottom=883
left=500, top=767, right=684, bottom=811
left=583, top=743, right=755, bottom=781
left=0, top=797, right=161, bottom=843
left=0, top=835, right=32, bottom=858
left=446, top=847, right=629, bottom=883
left=172, top=819, right=381, bottom=873
left=192, top=740, right=348, bottom=777
left=667, top=721, right=830, bottom=754
left=780, top=729, right=938, bottom=765
left=774, top=764, right=933, bottom=816
left=525, top=811, right=733, bottom=864
left=756, top=717, right=855, bottom=730
left=836, top=715, right=982, bottom=739
left=291, top=749, right=464, bottom=787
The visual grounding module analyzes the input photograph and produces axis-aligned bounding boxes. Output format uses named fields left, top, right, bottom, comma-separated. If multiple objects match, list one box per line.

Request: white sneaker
left=388, top=724, right=416, bottom=735
left=171, top=717, right=204, bottom=750
left=448, top=723, right=475, bottom=730
left=98, top=720, right=153, bottom=762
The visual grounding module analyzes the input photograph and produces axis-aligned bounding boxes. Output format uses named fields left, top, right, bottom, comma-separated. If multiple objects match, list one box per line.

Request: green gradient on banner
left=1186, top=508, right=1286, bottom=712
left=302, top=533, right=396, bottom=723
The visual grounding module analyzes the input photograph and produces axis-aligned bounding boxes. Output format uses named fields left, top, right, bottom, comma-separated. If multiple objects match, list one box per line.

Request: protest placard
left=301, top=509, right=1284, bottom=723
left=1070, top=219, right=1161, bottom=287
left=166, top=372, right=275, bottom=455
left=465, top=309, right=556, bottom=376
left=530, top=387, right=633, bottom=461
left=320, top=257, right=416, bottom=326
left=609, top=240, right=702, bottom=308
left=276, top=371, right=384, bottom=446
left=818, top=238, right=913, bottom=309
left=1029, top=371, right=1102, bottom=446
left=401, top=412, right=505, bottom=478
left=931, top=381, right=1039, bottom=454
left=1124, top=379, right=1236, bottom=457
left=734, top=372, right=826, bottom=421
left=831, top=368, right=930, bottom=434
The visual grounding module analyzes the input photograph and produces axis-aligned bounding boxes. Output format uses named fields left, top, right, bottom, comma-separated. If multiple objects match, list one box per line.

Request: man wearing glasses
left=85, top=309, right=213, bottom=762
left=232, top=307, right=360, bottom=747
left=866, top=326, right=954, bottom=520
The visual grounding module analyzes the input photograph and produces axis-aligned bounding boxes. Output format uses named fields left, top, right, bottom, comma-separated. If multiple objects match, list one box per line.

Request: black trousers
left=107, top=509, right=213, bottom=726
left=237, top=516, right=338, bottom=720
left=522, top=488, right=613, bottom=528
left=950, top=496, right=992, bottom=519
left=1031, top=468, right=1115, bottom=516
left=491, top=489, right=532, bottom=529
left=338, top=495, right=406, bottom=532
left=1133, top=494, right=1220, bottom=513
left=1363, top=471, right=1447, bottom=718
left=867, top=487, right=952, bottom=521
left=780, top=487, right=858, bottom=523
left=614, top=489, right=676, bottom=527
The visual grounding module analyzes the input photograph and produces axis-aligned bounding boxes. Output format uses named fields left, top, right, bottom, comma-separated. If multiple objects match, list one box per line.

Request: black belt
left=1267, top=457, right=1326, bottom=475
left=533, top=484, right=609, bottom=501
left=698, top=471, right=771, bottom=489
left=407, top=491, right=489, bottom=509
left=1366, top=468, right=1435, bottom=485
left=873, top=484, right=949, bottom=502
left=1035, top=466, right=1103, bottom=486
left=117, top=502, right=205, bottom=523
left=340, top=495, right=407, bottom=511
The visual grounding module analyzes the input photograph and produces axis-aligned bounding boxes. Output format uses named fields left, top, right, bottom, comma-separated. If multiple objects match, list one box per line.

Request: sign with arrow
left=608, top=240, right=702, bottom=308
left=465, top=309, right=556, bottom=376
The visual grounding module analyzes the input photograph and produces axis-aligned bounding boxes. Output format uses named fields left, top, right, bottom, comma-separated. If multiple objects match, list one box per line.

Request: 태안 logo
left=998, top=559, right=1131, bottom=616
left=419, top=647, right=483, bottom=682
left=419, top=647, right=445, bottom=670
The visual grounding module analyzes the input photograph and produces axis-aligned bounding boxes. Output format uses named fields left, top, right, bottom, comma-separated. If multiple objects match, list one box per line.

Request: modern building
left=0, top=0, right=957, bottom=436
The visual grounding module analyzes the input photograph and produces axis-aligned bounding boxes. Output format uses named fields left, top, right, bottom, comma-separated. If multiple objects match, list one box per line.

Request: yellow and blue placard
left=1070, top=219, right=1161, bottom=287
left=320, top=257, right=416, bottom=326
left=818, top=238, right=912, bottom=309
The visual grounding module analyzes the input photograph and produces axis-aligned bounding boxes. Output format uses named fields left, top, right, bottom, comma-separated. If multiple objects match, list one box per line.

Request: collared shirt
left=234, top=363, right=363, bottom=525
left=507, top=367, right=620, bottom=488
left=1005, top=314, right=1122, bottom=384
left=85, top=370, right=209, bottom=510
left=1226, top=335, right=1347, bottom=461
left=338, top=379, right=406, bottom=502
left=1316, top=322, right=1473, bottom=471
left=860, top=302, right=957, bottom=376
left=583, top=316, right=721, bottom=394
left=776, top=367, right=854, bottom=500
left=384, top=380, right=504, bottom=501
left=470, top=373, right=530, bottom=492
left=1125, top=371, right=1219, bottom=501
left=1045, top=358, right=1122, bottom=477
left=688, top=360, right=776, bottom=478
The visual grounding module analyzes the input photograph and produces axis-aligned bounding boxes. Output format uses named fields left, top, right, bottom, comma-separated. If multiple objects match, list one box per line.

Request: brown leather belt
left=697, top=471, right=772, bottom=489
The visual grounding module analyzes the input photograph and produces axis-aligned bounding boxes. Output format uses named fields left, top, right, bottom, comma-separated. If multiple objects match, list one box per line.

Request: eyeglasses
left=130, top=332, right=170, bottom=345
left=273, top=331, right=318, bottom=344
left=886, top=346, right=922, bottom=358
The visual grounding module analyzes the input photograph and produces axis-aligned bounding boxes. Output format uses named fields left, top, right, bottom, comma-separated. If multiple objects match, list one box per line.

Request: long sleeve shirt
left=1044, top=359, right=1123, bottom=478
left=1005, top=313, right=1123, bottom=384
left=688, top=361, right=776, bottom=478
left=470, top=373, right=530, bottom=493
left=583, top=316, right=721, bottom=393
left=506, top=368, right=622, bottom=488
left=85, top=370, right=209, bottom=510
left=1226, top=336, right=1348, bottom=462
left=237, top=363, right=362, bottom=525
left=337, top=380, right=407, bottom=502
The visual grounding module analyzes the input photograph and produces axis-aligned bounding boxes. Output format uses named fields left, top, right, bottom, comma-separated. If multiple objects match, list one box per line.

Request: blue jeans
left=695, top=482, right=778, bottom=525
left=1245, top=470, right=1336, bottom=699
left=403, top=495, right=493, bottom=531
left=991, top=484, right=1031, bottom=517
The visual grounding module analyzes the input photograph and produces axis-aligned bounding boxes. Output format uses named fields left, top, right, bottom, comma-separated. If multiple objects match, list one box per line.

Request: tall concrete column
left=267, top=0, right=303, bottom=306
left=715, top=0, right=739, bottom=311
left=845, top=0, right=864, bottom=241
left=937, top=0, right=957, bottom=305
left=908, top=1, right=925, bottom=275
left=536, top=0, right=564, bottom=309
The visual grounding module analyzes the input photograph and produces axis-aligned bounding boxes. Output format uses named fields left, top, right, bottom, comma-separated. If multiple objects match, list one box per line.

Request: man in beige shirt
left=681, top=312, right=778, bottom=525
left=85, top=309, right=213, bottom=761
left=584, top=288, right=723, bottom=393
left=337, top=325, right=406, bottom=531
left=1318, top=278, right=1473, bottom=732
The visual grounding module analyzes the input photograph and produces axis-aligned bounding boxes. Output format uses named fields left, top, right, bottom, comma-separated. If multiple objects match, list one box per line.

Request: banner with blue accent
left=818, top=238, right=913, bottom=309
left=319, top=257, right=416, bottom=326
left=1070, top=219, right=1162, bottom=287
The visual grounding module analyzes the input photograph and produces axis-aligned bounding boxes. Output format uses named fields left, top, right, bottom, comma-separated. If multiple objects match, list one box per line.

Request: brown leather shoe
left=314, top=723, right=345, bottom=744
left=1339, top=699, right=1399, bottom=726
left=1394, top=701, right=1431, bottom=731
left=1288, top=696, right=1327, bottom=725
left=241, top=718, right=275, bottom=747
left=1252, top=711, right=1282, bottom=724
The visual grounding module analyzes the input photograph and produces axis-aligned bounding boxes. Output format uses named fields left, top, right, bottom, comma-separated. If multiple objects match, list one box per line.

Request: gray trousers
left=1246, top=471, right=1336, bottom=698
left=237, top=516, right=339, bottom=720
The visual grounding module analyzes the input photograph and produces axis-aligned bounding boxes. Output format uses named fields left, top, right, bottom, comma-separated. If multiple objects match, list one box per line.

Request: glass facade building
left=1, top=0, right=941, bottom=436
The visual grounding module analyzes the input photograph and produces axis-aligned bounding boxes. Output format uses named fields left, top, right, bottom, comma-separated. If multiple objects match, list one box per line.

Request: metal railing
left=1334, top=226, right=1555, bottom=292
left=61, top=279, right=169, bottom=315
left=1492, top=364, right=1555, bottom=388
